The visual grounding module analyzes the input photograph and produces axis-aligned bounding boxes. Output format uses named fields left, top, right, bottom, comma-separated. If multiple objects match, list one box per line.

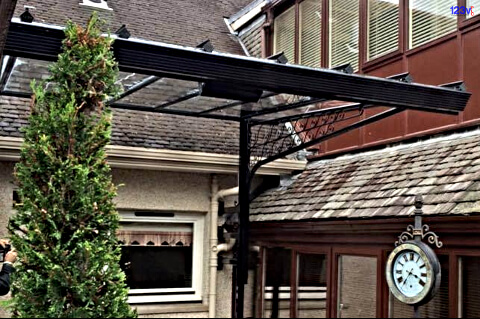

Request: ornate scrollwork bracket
left=395, top=195, right=443, bottom=248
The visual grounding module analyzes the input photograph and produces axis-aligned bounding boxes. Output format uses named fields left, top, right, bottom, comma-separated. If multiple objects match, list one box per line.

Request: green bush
left=8, top=13, right=136, bottom=318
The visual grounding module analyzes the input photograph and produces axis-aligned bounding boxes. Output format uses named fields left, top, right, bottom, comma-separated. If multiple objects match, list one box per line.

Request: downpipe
left=209, top=175, right=239, bottom=318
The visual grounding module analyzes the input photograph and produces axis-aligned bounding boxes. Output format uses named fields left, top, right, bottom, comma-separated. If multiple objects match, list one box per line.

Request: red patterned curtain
left=117, top=230, right=193, bottom=246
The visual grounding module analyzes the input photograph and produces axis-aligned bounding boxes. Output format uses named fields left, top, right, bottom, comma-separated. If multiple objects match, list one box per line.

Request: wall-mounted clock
left=386, top=241, right=441, bottom=306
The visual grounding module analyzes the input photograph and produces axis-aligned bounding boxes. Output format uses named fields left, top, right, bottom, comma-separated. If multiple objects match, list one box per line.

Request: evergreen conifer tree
left=8, top=13, right=136, bottom=318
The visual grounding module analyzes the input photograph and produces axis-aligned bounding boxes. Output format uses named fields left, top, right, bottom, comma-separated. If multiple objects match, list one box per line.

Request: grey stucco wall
left=0, top=163, right=258, bottom=318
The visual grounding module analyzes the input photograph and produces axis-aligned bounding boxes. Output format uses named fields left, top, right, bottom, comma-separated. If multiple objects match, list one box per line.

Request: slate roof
left=251, top=129, right=480, bottom=221
left=0, top=96, right=244, bottom=154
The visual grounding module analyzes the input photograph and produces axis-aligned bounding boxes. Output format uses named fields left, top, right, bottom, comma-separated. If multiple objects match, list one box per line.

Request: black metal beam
left=111, top=102, right=240, bottom=122
left=4, top=22, right=470, bottom=115
left=197, top=91, right=277, bottom=115
left=236, top=114, right=251, bottom=319
left=0, top=0, right=17, bottom=61
left=0, top=89, right=31, bottom=98
left=251, top=103, right=370, bottom=126
left=153, top=89, right=200, bottom=110
left=242, top=97, right=328, bottom=120
left=0, top=56, right=16, bottom=92
left=108, top=75, right=161, bottom=104
left=250, top=107, right=405, bottom=175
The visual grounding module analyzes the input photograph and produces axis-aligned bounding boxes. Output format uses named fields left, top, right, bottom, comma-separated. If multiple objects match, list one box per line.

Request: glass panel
left=264, top=248, right=291, bottom=318
left=299, top=0, right=322, bottom=67
left=466, top=0, right=479, bottom=18
left=460, top=256, right=480, bottom=317
left=274, top=6, right=296, bottom=63
left=297, top=253, right=327, bottom=318
left=390, top=255, right=449, bottom=318
left=117, top=77, right=198, bottom=107
left=338, top=255, right=377, bottom=318
left=330, top=0, right=360, bottom=70
left=118, top=222, right=193, bottom=290
left=409, top=0, right=457, bottom=49
left=4, top=57, right=50, bottom=93
left=368, top=0, right=399, bottom=60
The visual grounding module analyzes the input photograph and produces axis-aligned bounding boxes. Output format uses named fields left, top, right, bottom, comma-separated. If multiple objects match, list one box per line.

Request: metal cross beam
left=3, top=21, right=470, bottom=116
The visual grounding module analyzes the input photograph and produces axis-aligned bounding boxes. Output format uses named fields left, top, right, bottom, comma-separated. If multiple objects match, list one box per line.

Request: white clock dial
left=393, top=250, right=428, bottom=298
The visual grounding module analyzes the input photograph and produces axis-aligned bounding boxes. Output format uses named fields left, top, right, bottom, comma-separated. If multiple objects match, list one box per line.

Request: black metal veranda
left=0, top=18, right=471, bottom=319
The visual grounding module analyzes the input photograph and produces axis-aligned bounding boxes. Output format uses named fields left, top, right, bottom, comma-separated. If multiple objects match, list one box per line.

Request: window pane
left=118, top=222, right=193, bottom=289
left=467, top=0, right=480, bottom=19
left=299, top=0, right=322, bottom=67
left=297, top=253, right=327, bottom=318
left=274, top=6, right=296, bottom=63
left=264, top=248, right=291, bottom=318
left=460, top=256, right=480, bottom=317
left=368, top=0, right=399, bottom=60
left=409, top=0, right=457, bottom=49
left=390, top=255, right=449, bottom=318
left=330, top=0, right=359, bottom=70
left=338, top=255, right=377, bottom=318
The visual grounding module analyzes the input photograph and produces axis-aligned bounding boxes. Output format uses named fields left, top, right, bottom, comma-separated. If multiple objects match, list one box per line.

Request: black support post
left=236, top=116, right=251, bottom=319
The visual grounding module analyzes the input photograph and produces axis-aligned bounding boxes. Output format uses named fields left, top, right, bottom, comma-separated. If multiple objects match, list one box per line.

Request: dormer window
left=79, top=0, right=112, bottom=11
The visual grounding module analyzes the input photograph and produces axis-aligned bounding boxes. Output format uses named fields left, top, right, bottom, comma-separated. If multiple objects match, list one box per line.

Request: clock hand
left=401, top=269, right=414, bottom=287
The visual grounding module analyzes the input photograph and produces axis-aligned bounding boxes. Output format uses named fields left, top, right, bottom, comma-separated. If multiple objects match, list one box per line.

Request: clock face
left=386, top=241, right=441, bottom=305
left=392, top=250, right=428, bottom=298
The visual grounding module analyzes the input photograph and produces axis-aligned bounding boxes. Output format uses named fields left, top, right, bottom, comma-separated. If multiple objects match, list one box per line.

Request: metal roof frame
left=0, top=19, right=472, bottom=319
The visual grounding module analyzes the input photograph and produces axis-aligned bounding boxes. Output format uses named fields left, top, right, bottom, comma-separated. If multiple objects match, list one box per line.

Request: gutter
left=0, top=137, right=306, bottom=175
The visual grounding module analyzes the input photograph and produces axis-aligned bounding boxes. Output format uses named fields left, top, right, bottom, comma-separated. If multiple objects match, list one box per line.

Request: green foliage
left=8, top=13, right=136, bottom=318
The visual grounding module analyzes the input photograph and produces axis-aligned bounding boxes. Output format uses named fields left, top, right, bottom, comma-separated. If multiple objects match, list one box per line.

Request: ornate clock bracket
left=395, top=195, right=443, bottom=248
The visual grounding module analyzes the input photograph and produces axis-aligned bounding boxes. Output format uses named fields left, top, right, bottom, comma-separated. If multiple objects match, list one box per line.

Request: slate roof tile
left=251, top=130, right=480, bottom=222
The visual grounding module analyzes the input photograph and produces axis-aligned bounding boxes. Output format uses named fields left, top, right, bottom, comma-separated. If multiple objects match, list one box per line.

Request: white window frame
left=79, top=0, right=113, bottom=11
left=119, top=211, right=205, bottom=303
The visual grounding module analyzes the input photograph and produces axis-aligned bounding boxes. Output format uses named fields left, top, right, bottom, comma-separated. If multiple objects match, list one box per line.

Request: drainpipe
left=210, top=175, right=239, bottom=318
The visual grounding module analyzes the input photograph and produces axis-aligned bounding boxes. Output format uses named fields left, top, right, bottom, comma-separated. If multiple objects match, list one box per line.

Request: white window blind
left=274, top=6, right=296, bottom=63
left=330, top=0, right=360, bottom=70
left=467, top=0, right=480, bottom=19
left=299, top=0, right=322, bottom=67
left=409, top=0, right=457, bottom=49
left=368, top=0, right=399, bottom=60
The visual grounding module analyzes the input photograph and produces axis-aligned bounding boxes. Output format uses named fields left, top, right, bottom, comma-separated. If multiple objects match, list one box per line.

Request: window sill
left=406, top=32, right=458, bottom=57
left=133, top=303, right=208, bottom=315
left=362, top=50, right=403, bottom=73
left=459, top=14, right=480, bottom=30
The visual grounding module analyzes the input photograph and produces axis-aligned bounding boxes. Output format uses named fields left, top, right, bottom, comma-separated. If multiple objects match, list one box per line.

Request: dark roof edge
left=308, top=124, right=480, bottom=164
left=227, top=0, right=269, bottom=25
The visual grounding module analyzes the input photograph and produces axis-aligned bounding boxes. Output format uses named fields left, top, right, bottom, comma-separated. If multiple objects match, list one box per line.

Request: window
left=79, top=0, right=112, bottom=11
left=273, top=1, right=322, bottom=67
left=330, top=0, right=360, bottom=70
left=274, top=6, right=296, bottom=64
left=368, top=0, right=400, bottom=60
left=299, top=0, right=323, bottom=67
left=263, top=248, right=292, bottom=318
left=118, top=211, right=204, bottom=303
left=337, top=255, right=377, bottom=318
left=409, top=0, right=457, bottom=49
left=459, top=256, right=480, bottom=317
left=466, top=0, right=480, bottom=18
left=297, top=253, right=328, bottom=318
